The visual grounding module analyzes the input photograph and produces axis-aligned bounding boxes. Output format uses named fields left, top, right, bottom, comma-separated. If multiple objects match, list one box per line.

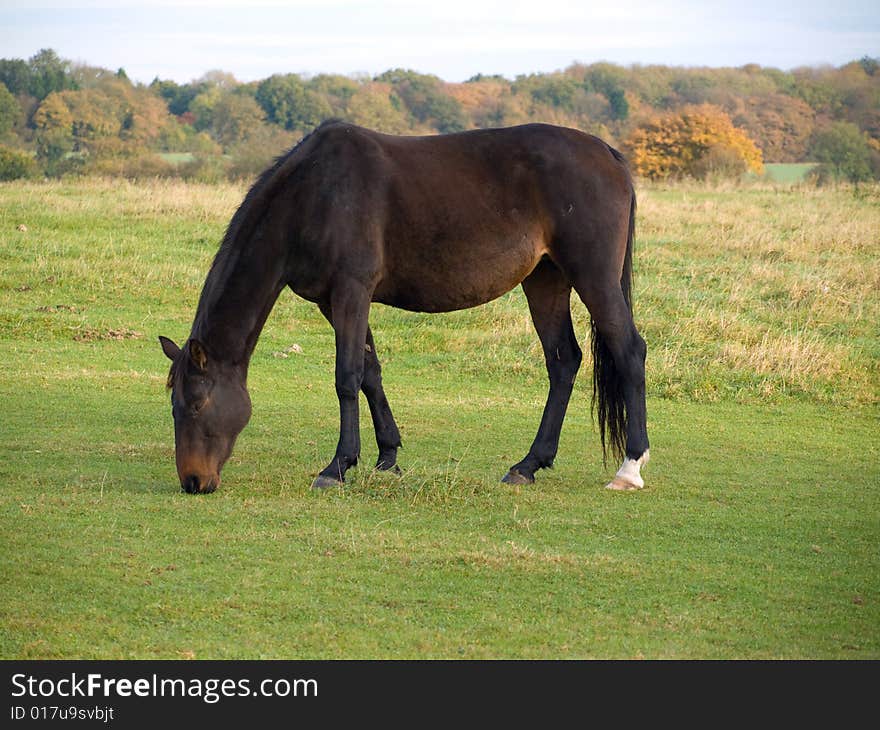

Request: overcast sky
left=1, top=0, right=878, bottom=84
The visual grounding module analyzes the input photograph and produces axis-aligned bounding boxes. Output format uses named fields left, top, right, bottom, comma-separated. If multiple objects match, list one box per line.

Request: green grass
left=762, top=163, right=818, bottom=184
left=1, top=178, right=878, bottom=659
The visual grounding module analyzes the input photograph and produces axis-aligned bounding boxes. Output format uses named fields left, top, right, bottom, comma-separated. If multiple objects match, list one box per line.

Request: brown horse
left=159, top=121, right=649, bottom=494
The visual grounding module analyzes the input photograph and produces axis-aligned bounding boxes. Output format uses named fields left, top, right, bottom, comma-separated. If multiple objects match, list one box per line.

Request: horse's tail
left=591, top=178, right=635, bottom=464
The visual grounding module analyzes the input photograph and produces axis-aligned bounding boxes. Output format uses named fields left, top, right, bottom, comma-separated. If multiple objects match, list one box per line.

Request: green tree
left=308, top=74, right=358, bottom=117
left=255, top=74, right=331, bottom=132
left=810, top=121, right=874, bottom=182
left=0, top=144, right=37, bottom=180
left=582, top=64, right=630, bottom=120
left=858, top=56, right=878, bottom=77
left=514, top=74, right=581, bottom=110
left=226, top=122, right=297, bottom=180
left=151, top=78, right=208, bottom=117
left=606, top=87, right=629, bottom=120
left=377, top=69, right=466, bottom=133
left=207, top=92, right=266, bottom=148
left=28, top=49, right=77, bottom=100
left=189, top=86, right=222, bottom=131
left=0, top=82, right=20, bottom=137
left=0, top=58, right=31, bottom=96
left=35, top=128, right=74, bottom=175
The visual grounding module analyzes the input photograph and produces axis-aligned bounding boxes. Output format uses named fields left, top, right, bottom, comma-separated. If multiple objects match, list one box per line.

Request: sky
left=1, top=0, right=878, bottom=84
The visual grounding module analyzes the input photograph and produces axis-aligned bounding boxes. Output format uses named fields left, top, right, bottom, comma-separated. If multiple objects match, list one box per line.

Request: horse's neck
left=190, top=244, right=286, bottom=367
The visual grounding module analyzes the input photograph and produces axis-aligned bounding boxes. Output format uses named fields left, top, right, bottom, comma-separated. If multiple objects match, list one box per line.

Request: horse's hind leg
left=502, top=259, right=582, bottom=485
left=575, top=283, right=650, bottom=491
left=318, top=304, right=402, bottom=476
left=362, top=326, right=402, bottom=472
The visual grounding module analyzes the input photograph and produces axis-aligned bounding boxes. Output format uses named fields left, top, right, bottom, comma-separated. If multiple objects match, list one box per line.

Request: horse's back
left=293, top=122, right=633, bottom=312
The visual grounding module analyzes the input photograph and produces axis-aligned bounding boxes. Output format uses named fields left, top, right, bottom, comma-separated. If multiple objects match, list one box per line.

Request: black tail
left=591, top=183, right=636, bottom=464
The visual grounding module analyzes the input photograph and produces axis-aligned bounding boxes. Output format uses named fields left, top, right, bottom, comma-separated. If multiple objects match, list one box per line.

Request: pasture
left=0, top=177, right=877, bottom=658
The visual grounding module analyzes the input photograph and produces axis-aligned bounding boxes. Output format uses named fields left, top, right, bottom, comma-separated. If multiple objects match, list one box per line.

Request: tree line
left=1, top=49, right=878, bottom=183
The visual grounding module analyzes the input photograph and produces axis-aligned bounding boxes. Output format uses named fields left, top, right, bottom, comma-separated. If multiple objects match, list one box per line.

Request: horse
left=159, top=120, right=650, bottom=494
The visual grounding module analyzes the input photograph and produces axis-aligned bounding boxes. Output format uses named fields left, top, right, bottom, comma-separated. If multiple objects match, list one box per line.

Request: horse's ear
left=159, top=336, right=181, bottom=362
left=189, top=339, right=209, bottom=371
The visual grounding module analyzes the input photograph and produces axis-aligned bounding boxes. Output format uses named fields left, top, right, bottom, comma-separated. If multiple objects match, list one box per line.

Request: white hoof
left=605, top=450, right=649, bottom=491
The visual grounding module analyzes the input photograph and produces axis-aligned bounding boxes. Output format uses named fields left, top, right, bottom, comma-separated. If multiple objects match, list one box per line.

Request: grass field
left=1, top=177, right=878, bottom=659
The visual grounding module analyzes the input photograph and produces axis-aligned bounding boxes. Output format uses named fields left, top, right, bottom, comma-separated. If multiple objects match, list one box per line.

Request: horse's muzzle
left=181, top=474, right=219, bottom=494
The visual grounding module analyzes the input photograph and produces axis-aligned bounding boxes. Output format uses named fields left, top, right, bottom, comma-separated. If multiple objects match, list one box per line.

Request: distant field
left=0, top=178, right=877, bottom=659
left=158, top=152, right=196, bottom=165
left=761, top=163, right=818, bottom=183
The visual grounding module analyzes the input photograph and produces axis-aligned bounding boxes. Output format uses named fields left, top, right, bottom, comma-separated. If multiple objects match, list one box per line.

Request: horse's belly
left=376, top=234, right=547, bottom=313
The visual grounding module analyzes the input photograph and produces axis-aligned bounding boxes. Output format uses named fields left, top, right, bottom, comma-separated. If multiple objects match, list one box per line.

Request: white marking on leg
left=606, top=449, right=650, bottom=491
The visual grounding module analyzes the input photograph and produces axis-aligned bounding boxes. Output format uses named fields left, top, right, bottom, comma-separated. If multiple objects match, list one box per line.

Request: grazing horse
left=159, top=121, right=649, bottom=494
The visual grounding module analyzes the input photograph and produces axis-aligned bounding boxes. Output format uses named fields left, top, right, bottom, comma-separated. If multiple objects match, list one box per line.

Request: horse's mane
left=219, top=121, right=332, bottom=255
left=191, top=120, right=338, bottom=331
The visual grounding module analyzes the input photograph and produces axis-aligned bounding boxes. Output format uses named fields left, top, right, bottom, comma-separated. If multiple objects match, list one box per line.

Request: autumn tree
left=453, top=77, right=532, bottom=128
left=31, top=92, right=74, bottom=173
left=731, top=93, right=815, bottom=162
left=625, top=104, right=763, bottom=180
left=5, top=47, right=880, bottom=183
left=32, top=75, right=173, bottom=174
left=344, top=82, right=410, bottom=133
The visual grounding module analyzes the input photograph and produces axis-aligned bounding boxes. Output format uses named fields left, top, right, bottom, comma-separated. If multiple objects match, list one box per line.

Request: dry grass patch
left=721, top=328, right=849, bottom=381
left=635, top=181, right=879, bottom=404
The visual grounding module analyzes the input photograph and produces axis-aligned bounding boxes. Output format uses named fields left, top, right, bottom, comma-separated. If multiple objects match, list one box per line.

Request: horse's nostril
left=183, top=475, right=200, bottom=494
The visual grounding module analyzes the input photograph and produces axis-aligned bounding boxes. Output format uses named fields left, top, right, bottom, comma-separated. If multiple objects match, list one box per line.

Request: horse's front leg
left=312, top=281, right=372, bottom=489
left=318, top=302, right=402, bottom=474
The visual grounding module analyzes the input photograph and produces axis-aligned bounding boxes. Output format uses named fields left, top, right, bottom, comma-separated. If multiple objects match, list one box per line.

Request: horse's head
left=159, top=336, right=251, bottom=494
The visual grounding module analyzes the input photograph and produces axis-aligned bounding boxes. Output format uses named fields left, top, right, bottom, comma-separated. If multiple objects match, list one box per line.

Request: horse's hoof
left=501, top=469, right=534, bottom=485
left=312, top=475, right=344, bottom=490
left=376, top=463, right=402, bottom=475
left=605, top=476, right=643, bottom=491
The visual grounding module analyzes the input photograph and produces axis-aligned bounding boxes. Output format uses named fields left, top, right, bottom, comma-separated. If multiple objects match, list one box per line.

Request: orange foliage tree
left=730, top=93, right=815, bottom=162
left=624, top=104, right=763, bottom=179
